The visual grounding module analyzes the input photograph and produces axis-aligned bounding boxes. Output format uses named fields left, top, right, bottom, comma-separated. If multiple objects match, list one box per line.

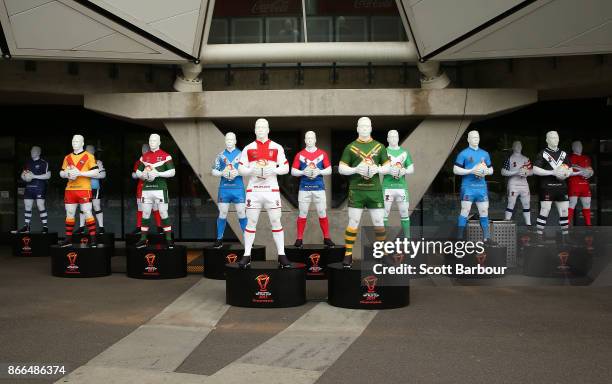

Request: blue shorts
left=218, top=188, right=245, bottom=204
left=460, top=187, right=488, bottom=203
left=24, top=187, right=46, bottom=200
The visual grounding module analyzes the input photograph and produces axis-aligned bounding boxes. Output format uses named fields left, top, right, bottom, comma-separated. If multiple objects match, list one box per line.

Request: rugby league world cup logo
left=308, top=253, right=323, bottom=275
left=557, top=251, right=570, bottom=271
left=226, top=253, right=238, bottom=264
left=21, top=235, right=32, bottom=254
left=144, top=253, right=159, bottom=276
left=253, top=274, right=273, bottom=303
left=66, top=252, right=80, bottom=274
left=476, top=252, right=487, bottom=265
left=360, top=275, right=382, bottom=304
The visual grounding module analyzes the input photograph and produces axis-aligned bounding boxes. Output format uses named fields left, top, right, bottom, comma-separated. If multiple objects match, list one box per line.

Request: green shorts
left=348, top=189, right=384, bottom=209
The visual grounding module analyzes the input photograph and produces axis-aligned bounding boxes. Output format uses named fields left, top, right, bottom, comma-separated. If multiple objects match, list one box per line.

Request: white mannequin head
left=225, top=132, right=237, bottom=151
left=30, top=146, right=41, bottom=160
left=255, top=118, right=270, bottom=142
left=546, top=131, right=559, bottom=150
left=357, top=117, right=372, bottom=140
left=304, top=131, right=316, bottom=149
left=467, top=130, right=480, bottom=149
left=72, top=135, right=85, bottom=153
left=512, top=141, right=522, bottom=154
left=142, top=143, right=150, bottom=155
left=572, top=140, right=583, bottom=155
left=149, top=134, right=161, bottom=152
left=86, top=144, right=95, bottom=155
left=387, top=130, right=399, bottom=148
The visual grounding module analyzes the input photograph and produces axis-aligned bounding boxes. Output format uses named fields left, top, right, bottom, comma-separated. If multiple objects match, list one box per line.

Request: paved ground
left=1, top=247, right=612, bottom=384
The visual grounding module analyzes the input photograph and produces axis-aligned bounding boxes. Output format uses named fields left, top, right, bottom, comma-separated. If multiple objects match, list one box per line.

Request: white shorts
left=384, top=188, right=408, bottom=203
left=141, top=189, right=169, bottom=204
left=508, top=184, right=530, bottom=199
left=246, top=191, right=282, bottom=209
left=298, top=190, right=326, bottom=204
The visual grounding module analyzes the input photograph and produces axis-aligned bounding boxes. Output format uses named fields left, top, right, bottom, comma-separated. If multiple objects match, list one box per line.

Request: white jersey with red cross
left=239, top=139, right=288, bottom=192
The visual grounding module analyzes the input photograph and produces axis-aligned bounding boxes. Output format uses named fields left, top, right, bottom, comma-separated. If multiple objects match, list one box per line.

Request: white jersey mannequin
left=339, top=117, right=391, bottom=267
left=501, top=141, right=532, bottom=225
left=383, top=130, right=414, bottom=238
left=15, top=146, right=51, bottom=233
left=291, top=131, right=334, bottom=247
left=237, top=118, right=291, bottom=268
left=533, top=131, right=574, bottom=240
left=78, top=145, right=106, bottom=234
left=59, top=135, right=100, bottom=247
left=453, top=130, right=494, bottom=242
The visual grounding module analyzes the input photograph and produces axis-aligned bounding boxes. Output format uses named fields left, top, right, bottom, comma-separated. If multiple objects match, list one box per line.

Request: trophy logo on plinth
left=253, top=274, right=273, bottom=303
left=557, top=251, right=570, bottom=271
left=520, top=235, right=530, bottom=246
left=392, top=254, right=405, bottom=265
left=308, top=253, right=322, bottom=275
left=476, top=252, right=487, bottom=265
left=80, top=237, right=89, bottom=245
left=360, top=275, right=381, bottom=304
left=66, top=252, right=80, bottom=274
left=21, top=236, right=32, bottom=254
left=226, top=253, right=238, bottom=264
left=144, top=253, right=159, bottom=275
left=585, top=235, right=594, bottom=252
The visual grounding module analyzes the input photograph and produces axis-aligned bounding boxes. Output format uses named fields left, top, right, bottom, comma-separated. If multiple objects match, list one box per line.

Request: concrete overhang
left=84, top=88, right=537, bottom=120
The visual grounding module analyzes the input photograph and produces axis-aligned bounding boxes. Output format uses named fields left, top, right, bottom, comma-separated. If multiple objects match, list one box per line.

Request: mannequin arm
left=78, top=169, right=100, bottom=178
left=291, top=167, right=304, bottom=177
left=377, top=162, right=391, bottom=175
left=533, top=166, right=554, bottom=177
left=401, top=164, right=414, bottom=176
left=157, top=169, right=176, bottom=178
left=135, top=169, right=146, bottom=180
left=93, top=163, right=106, bottom=179
left=339, top=162, right=356, bottom=176
left=274, top=162, right=289, bottom=176
left=59, top=170, right=69, bottom=179
left=501, top=168, right=518, bottom=177
left=453, top=165, right=472, bottom=176
left=212, top=168, right=223, bottom=177
left=320, top=166, right=332, bottom=176
left=31, top=171, right=51, bottom=180
left=485, top=167, right=494, bottom=176
left=238, top=163, right=254, bottom=176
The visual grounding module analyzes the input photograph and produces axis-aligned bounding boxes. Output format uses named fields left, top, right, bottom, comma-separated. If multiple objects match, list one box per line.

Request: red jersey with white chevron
left=239, top=139, right=288, bottom=192
left=569, top=153, right=592, bottom=187
left=292, top=148, right=330, bottom=191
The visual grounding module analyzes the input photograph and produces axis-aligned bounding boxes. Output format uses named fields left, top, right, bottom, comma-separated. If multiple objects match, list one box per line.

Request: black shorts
left=92, top=188, right=102, bottom=199
left=539, top=184, right=568, bottom=202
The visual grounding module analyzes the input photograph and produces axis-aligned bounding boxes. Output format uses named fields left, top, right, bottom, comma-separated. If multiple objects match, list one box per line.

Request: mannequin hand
left=148, top=169, right=159, bottom=181
left=131, top=172, right=138, bottom=180
left=390, top=166, right=401, bottom=178
left=22, top=171, right=33, bottom=182
left=67, top=167, right=80, bottom=180
left=261, top=166, right=275, bottom=178
left=581, top=167, right=594, bottom=179
left=139, top=171, right=148, bottom=181
left=222, top=168, right=232, bottom=179
left=308, top=167, right=321, bottom=179
left=553, top=165, right=571, bottom=180
left=518, top=167, right=528, bottom=177
left=229, top=169, right=239, bottom=180
left=356, top=162, right=370, bottom=178
left=471, top=162, right=487, bottom=178
left=367, top=165, right=379, bottom=179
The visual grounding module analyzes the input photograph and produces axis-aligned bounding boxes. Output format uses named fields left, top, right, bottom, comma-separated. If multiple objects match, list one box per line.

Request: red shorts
left=568, top=183, right=591, bottom=197
left=64, top=190, right=92, bottom=204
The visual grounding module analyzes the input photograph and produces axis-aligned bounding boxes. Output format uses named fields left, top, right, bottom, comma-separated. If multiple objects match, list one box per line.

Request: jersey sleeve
left=137, top=157, right=145, bottom=172
left=292, top=152, right=301, bottom=169
left=43, top=160, right=49, bottom=174
left=322, top=151, right=331, bottom=168
left=340, top=145, right=353, bottom=166
left=213, top=153, right=223, bottom=171
left=61, top=156, right=68, bottom=171
left=562, top=153, right=571, bottom=167
left=503, top=156, right=511, bottom=170
left=533, top=151, right=545, bottom=169
left=238, top=147, right=249, bottom=167
left=379, top=145, right=389, bottom=165
left=585, top=156, right=592, bottom=168
left=276, top=145, right=288, bottom=166
left=404, top=151, right=413, bottom=168
left=484, top=152, right=492, bottom=167
left=163, top=156, right=175, bottom=171
left=97, top=160, right=105, bottom=171
left=454, top=151, right=466, bottom=168
left=87, top=154, right=98, bottom=171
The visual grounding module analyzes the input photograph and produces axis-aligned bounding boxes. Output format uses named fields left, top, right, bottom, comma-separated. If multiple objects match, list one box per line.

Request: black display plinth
left=71, top=232, right=115, bottom=256
left=225, top=261, right=306, bottom=308
left=327, top=261, right=410, bottom=310
left=126, top=245, right=187, bottom=279
left=444, top=245, right=508, bottom=279
left=11, top=232, right=58, bottom=257
left=203, top=244, right=265, bottom=280
left=362, top=244, right=428, bottom=278
left=51, top=244, right=111, bottom=278
left=286, top=245, right=345, bottom=280
left=523, top=242, right=593, bottom=277
left=125, top=232, right=168, bottom=247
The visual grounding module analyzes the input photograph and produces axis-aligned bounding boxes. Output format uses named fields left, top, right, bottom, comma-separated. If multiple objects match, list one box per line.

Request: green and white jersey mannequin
left=383, top=130, right=414, bottom=238
left=338, top=117, right=391, bottom=268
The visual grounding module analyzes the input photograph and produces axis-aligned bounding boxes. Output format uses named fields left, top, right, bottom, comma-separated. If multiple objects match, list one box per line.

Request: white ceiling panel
left=75, top=32, right=157, bottom=53
left=4, top=0, right=53, bottom=16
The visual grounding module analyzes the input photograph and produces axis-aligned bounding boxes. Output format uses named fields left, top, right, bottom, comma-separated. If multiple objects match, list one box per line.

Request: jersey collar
left=73, top=150, right=84, bottom=155
left=357, top=137, right=372, bottom=143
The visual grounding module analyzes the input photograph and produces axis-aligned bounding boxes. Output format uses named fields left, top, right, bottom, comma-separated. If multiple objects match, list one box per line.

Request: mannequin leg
left=153, top=209, right=162, bottom=228
left=140, top=201, right=153, bottom=240
left=80, top=202, right=96, bottom=236
left=235, top=203, right=248, bottom=232
left=397, top=199, right=410, bottom=238
left=537, top=201, right=552, bottom=235
left=24, top=199, right=33, bottom=226
left=476, top=201, right=491, bottom=241
left=555, top=201, right=569, bottom=235
left=369, top=208, right=387, bottom=242
left=581, top=197, right=592, bottom=226
left=518, top=190, right=532, bottom=226
left=157, top=202, right=172, bottom=240
left=315, top=197, right=330, bottom=240
left=505, top=190, right=518, bottom=221
left=93, top=198, right=103, bottom=228
left=243, top=208, right=261, bottom=257
left=458, top=201, right=473, bottom=239
left=136, top=199, right=143, bottom=228
left=216, top=202, right=230, bottom=240
left=383, top=193, right=393, bottom=227
left=568, top=196, right=578, bottom=225
left=296, top=199, right=310, bottom=241
left=345, top=208, right=364, bottom=259
left=36, top=199, right=48, bottom=228
left=65, top=204, right=77, bottom=238
left=79, top=209, right=85, bottom=230
left=268, top=208, right=285, bottom=255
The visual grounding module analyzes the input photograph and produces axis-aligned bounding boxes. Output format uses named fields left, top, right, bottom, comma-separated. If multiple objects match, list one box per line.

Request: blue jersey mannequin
left=212, top=132, right=247, bottom=248
left=15, top=146, right=51, bottom=233
left=453, top=130, right=494, bottom=242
